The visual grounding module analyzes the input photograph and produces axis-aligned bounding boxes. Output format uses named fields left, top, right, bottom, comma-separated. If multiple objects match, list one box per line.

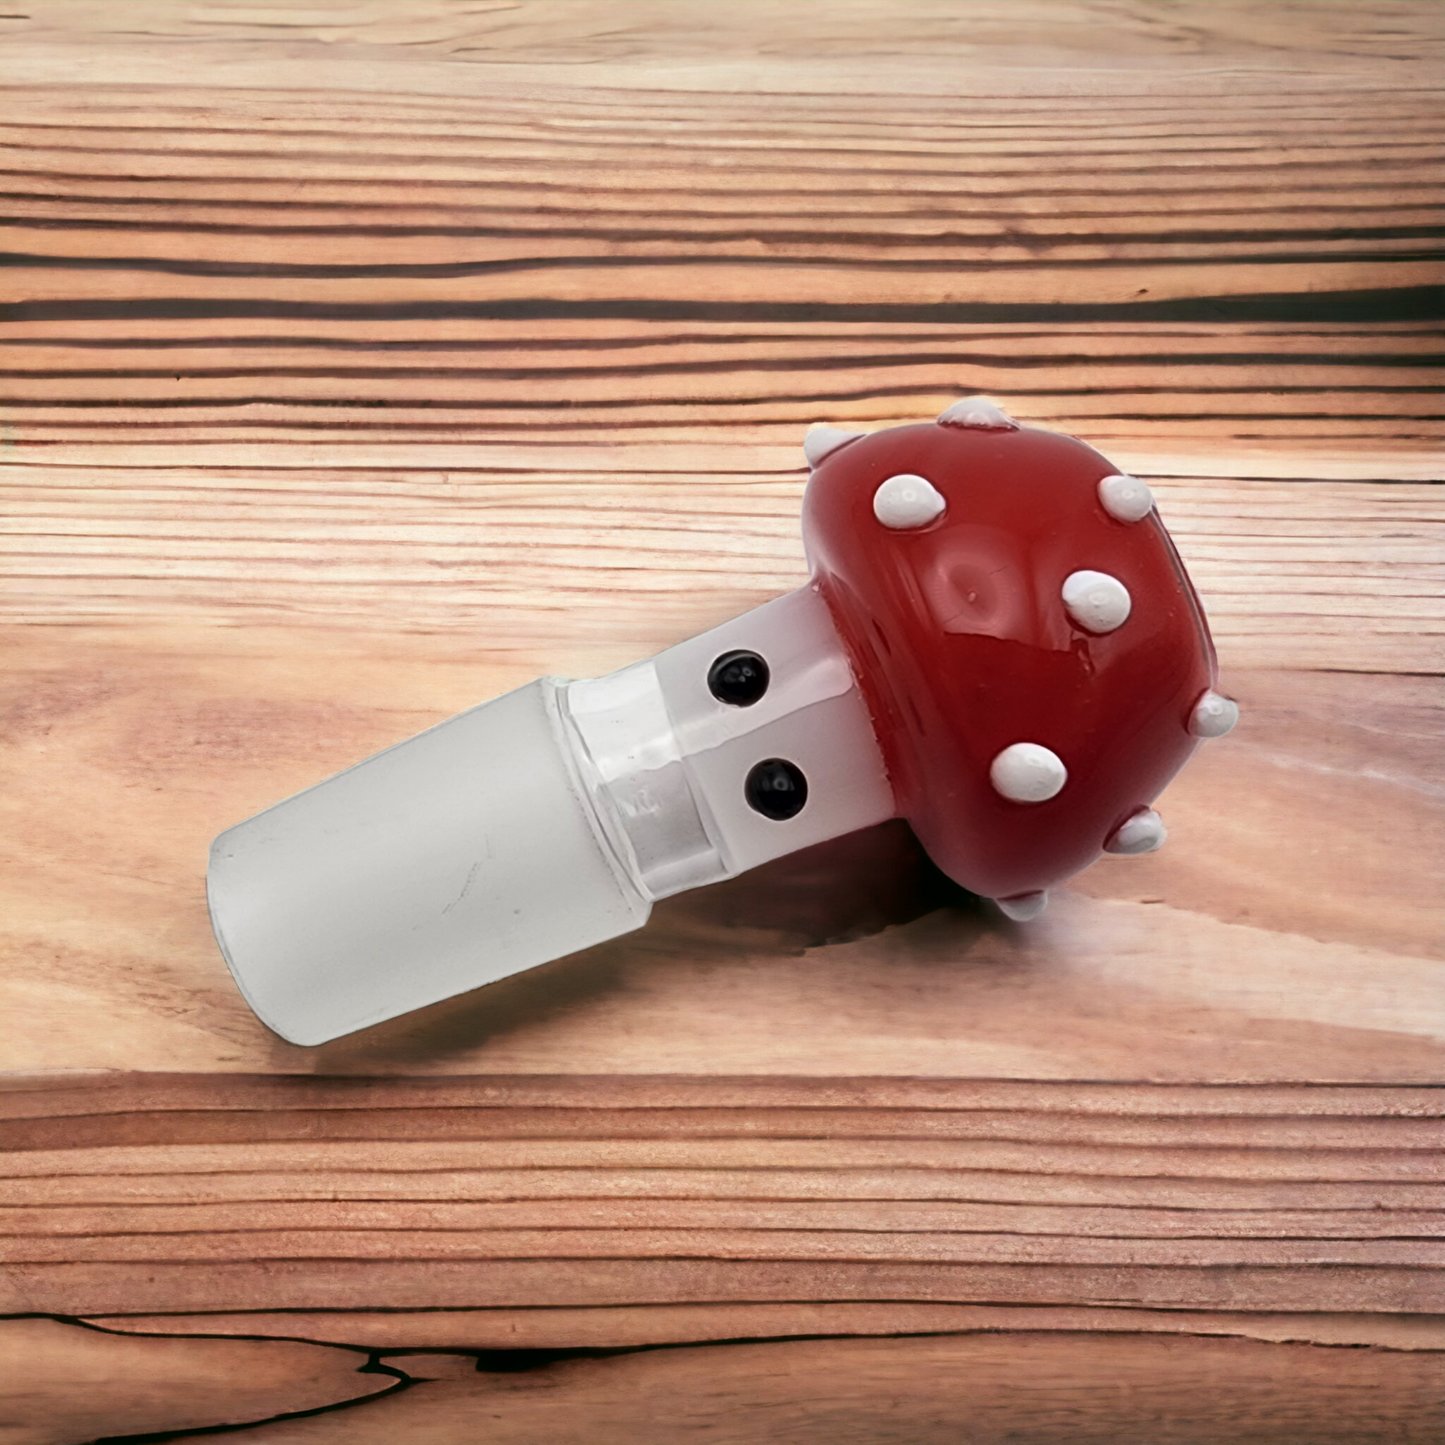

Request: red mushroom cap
left=802, top=407, right=1218, bottom=903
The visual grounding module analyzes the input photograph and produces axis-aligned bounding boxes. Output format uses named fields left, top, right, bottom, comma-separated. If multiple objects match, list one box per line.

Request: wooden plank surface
left=6, top=1322, right=1444, bottom=1445
left=4, top=1074, right=1443, bottom=1327
left=2, top=2, right=1443, bottom=1440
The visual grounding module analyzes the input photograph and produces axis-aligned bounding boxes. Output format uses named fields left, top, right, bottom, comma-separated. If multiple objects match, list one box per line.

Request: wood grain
left=4, top=6, right=1443, bottom=681
left=3, top=467, right=1442, bottom=673
left=2, top=1, right=1443, bottom=1439
left=3, top=1073, right=1443, bottom=1327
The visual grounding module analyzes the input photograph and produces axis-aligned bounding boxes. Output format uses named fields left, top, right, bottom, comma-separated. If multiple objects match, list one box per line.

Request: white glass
left=209, top=585, right=893, bottom=1044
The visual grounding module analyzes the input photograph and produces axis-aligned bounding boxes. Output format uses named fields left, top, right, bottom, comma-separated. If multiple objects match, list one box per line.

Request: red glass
left=803, top=421, right=1216, bottom=901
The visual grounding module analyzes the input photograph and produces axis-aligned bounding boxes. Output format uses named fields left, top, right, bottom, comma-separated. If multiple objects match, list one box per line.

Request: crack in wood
left=8, top=1312, right=1443, bottom=1444
left=0, top=1315, right=411, bottom=1445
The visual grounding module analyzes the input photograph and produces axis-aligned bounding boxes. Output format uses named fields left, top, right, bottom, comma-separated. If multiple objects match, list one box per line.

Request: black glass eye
left=708, top=649, right=770, bottom=707
left=745, top=758, right=808, bottom=820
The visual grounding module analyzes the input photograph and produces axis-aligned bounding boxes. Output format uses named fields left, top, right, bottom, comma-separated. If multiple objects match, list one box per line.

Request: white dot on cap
left=1098, top=473, right=1154, bottom=523
left=873, top=473, right=946, bottom=529
left=938, top=396, right=1018, bottom=431
left=1107, top=809, right=1167, bottom=855
left=1062, top=569, right=1132, bottom=634
left=1190, top=690, right=1239, bottom=738
left=995, top=891, right=1048, bottom=921
left=990, top=742, right=1067, bottom=803
left=803, top=425, right=864, bottom=468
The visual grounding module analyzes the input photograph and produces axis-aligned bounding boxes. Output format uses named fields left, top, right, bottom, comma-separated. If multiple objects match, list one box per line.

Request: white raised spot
left=1062, top=569, right=1132, bottom=634
left=989, top=742, right=1067, bottom=803
left=1098, top=473, right=1154, bottom=523
left=1107, top=809, right=1167, bottom=855
left=996, top=891, right=1048, bottom=922
left=1190, top=690, right=1239, bottom=739
left=804, top=425, right=865, bottom=468
left=873, top=473, right=946, bottom=530
left=938, top=396, right=1017, bottom=431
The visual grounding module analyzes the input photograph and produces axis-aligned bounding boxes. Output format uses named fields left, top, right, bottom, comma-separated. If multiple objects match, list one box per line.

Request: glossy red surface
left=803, top=421, right=1217, bottom=901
